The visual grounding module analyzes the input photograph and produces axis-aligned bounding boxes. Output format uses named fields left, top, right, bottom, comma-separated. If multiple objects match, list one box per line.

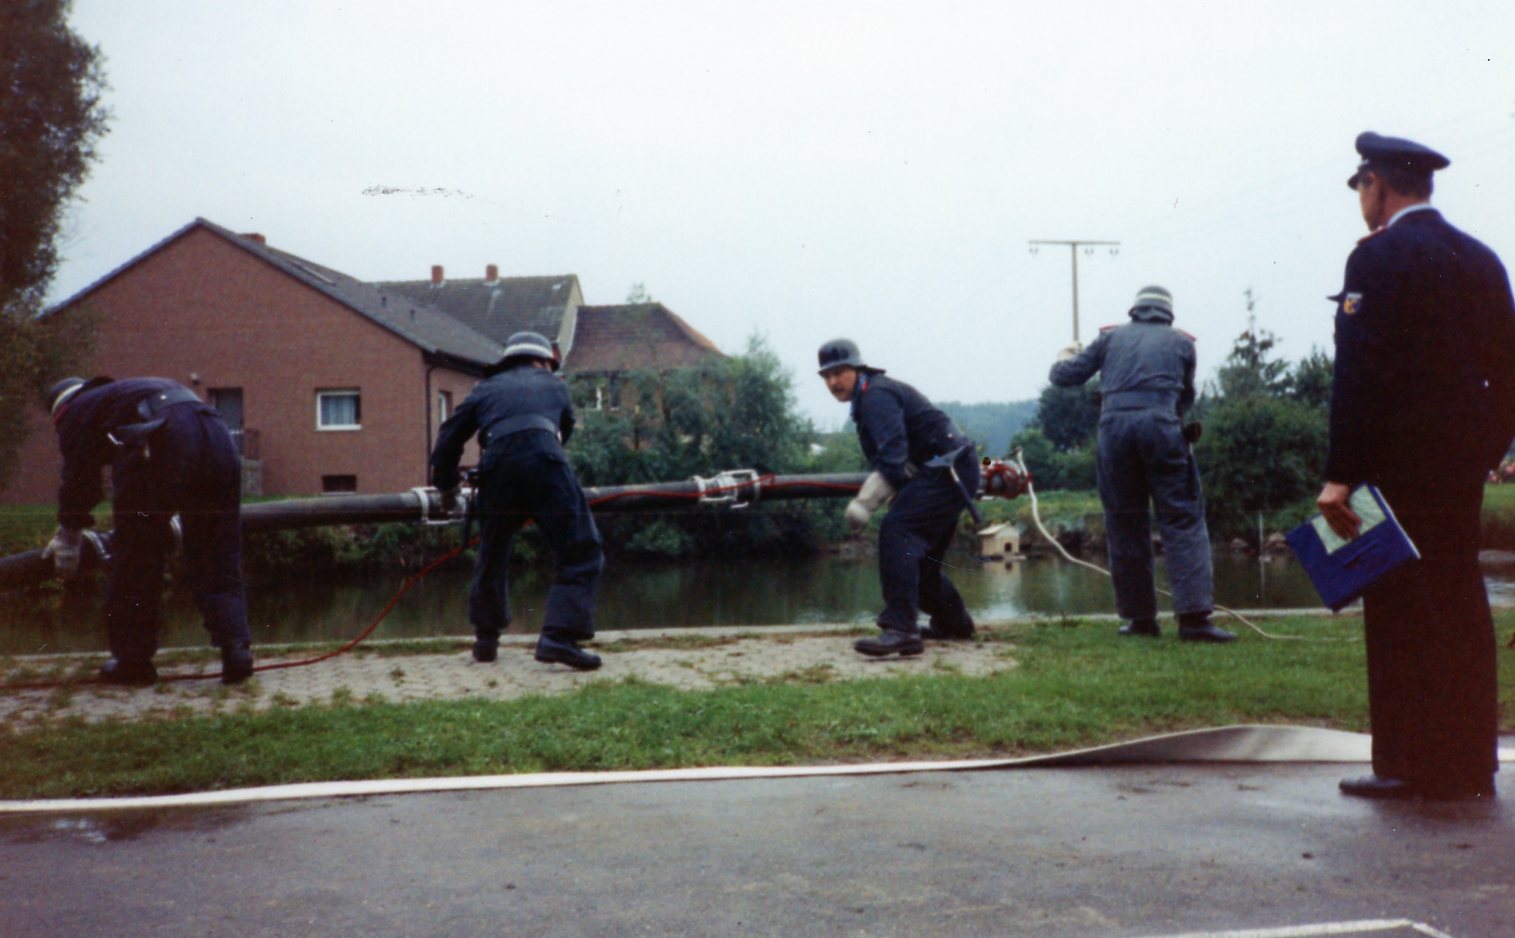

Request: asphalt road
left=1, top=762, right=1509, bottom=937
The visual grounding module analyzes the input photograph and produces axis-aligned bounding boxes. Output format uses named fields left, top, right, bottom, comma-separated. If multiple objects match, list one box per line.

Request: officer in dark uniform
left=1320, top=132, right=1515, bottom=801
left=431, top=331, right=604, bottom=671
left=44, top=376, right=254, bottom=685
left=1048, top=286, right=1235, bottom=642
left=817, top=339, right=979, bottom=657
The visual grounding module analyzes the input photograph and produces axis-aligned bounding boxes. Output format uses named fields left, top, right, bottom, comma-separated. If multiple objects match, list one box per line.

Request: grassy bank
left=3, top=611, right=1513, bottom=800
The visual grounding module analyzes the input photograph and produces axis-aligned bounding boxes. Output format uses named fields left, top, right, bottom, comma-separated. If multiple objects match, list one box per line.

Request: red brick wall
left=3, top=226, right=482, bottom=506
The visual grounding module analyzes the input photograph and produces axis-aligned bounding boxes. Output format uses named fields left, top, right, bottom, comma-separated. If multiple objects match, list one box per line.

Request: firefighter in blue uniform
left=817, top=339, right=979, bottom=657
left=1320, top=132, right=1515, bottom=801
left=44, top=376, right=254, bottom=685
left=1048, top=286, right=1235, bottom=642
left=431, top=331, right=604, bottom=671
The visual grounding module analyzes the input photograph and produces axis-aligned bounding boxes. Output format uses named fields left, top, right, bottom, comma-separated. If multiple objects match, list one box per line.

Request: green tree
left=0, top=0, right=110, bottom=489
left=1194, top=396, right=1328, bottom=537
left=1033, top=381, right=1101, bottom=451
left=1211, top=326, right=1291, bottom=401
left=1286, top=347, right=1333, bottom=410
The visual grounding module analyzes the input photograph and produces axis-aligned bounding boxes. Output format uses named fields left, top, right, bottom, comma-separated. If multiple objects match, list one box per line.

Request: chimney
left=431, top=264, right=444, bottom=286
left=485, top=263, right=498, bottom=282
left=241, top=233, right=266, bottom=245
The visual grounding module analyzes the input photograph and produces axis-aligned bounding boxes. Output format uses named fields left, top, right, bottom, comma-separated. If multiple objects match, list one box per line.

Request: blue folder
left=1284, top=485, right=1420, bottom=612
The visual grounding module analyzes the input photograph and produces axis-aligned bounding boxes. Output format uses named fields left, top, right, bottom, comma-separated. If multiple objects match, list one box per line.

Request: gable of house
left=564, top=303, right=725, bottom=375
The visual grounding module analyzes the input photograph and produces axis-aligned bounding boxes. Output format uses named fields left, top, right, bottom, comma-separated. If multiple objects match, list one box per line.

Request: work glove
left=844, top=471, right=895, bottom=531
left=1055, top=342, right=1084, bottom=363
left=43, top=526, right=84, bottom=579
left=1182, top=421, right=1203, bottom=444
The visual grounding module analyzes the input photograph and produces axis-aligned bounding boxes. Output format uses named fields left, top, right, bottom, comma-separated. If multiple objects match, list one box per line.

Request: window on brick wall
left=322, top=474, right=357, bottom=493
left=317, top=389, right=361, bottom=430
left=438, top=390, right=452, bottom=427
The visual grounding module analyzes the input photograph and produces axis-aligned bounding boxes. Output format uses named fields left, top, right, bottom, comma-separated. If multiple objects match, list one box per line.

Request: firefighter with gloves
left=818, top=338, right=979, bottom=657
left=1048, top=286, right=1234, bottom=643
left=431, top=331, right=604, bottom=671
left=44, top=376, right=254, bottom=685
left=1322, top=133, right=1515, bottom=801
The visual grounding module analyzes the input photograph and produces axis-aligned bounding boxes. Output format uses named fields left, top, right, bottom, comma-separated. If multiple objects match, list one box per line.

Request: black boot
left=1118, top=618, right=1160, bottom=638
left=854, top=629, right=925, bottom=657
left=534, top=636, right=601, bottom=671
left=99, top=658, right=158, bottom=687
left=1178, top=613, right=1237, bottom=643
left=221, top=645, right=255, bottom=685
left=473, top=634, right=499, bottom=663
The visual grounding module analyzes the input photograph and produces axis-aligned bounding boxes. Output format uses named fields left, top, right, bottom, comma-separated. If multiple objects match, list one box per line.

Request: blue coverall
left=430, top=363, right=603, bottom=644
left=1048, top=308, right=1213, bottom=623
left=53, top=377, right=250, bottom=666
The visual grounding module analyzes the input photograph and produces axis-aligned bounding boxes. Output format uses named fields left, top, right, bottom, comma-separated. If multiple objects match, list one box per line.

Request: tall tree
left=0, top=0, right=110, bottom=489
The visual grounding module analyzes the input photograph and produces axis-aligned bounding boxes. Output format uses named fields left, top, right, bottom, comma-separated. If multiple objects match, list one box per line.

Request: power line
left=1028, top=239, right=1120, bottom=343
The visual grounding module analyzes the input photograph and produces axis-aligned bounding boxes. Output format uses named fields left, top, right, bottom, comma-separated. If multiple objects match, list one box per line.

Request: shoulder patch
left=1340, top=292, right=1363, bottom=315
left=1098, top=324, right=1119, bottom=333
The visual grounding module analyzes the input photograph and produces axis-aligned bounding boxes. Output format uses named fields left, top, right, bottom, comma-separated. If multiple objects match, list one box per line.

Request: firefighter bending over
left=1048, top=286, right=1235, bottom=643
left=44, top=376, right=254, bottom=685
left=431, top=331, right=604, bottom=671
left=818, top=338, right=980, bottom=658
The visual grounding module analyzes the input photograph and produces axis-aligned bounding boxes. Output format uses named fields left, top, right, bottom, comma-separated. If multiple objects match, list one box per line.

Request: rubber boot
left=854, top=629, right=925, bottom=657
left=1177, top=612, right=1236, bottom=644
left=473, top=631, right=500, bottom=663
left=1118, top=618, right=1160, bottom=638
left=221, top=644, right=255, bottom=685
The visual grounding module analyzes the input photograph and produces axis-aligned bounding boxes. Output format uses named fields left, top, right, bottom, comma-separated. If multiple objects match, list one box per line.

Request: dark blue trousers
left=105, top=407, right=249, bottom=664
left=875, top=451, right=978, bottom=634
left=1095, top=408, right=1213, bottom=620
left=470, top=445, right=602, bottom=643
left=1364, top=474, right=1498, bottom=792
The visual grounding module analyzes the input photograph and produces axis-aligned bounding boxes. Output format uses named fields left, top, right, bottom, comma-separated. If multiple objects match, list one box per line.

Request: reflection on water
left=5, top=550, right=1510, bottom=656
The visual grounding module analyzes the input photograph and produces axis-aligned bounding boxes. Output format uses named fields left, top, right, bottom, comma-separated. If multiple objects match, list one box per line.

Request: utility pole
left=1029, top=239, right=1121, bottom=343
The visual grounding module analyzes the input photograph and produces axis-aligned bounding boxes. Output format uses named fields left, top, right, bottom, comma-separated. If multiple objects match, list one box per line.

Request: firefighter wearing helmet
left=43, top=375, right=254, bottom=685
left=1049, top=286, right=1234, bottom=643
left=430, top=331, right=604, bottom=670
left=818, top=338, right=979, bottom=657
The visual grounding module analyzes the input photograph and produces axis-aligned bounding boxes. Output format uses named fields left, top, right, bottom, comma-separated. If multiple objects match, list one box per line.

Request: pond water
left=9, top=549, right=1515, bottom=656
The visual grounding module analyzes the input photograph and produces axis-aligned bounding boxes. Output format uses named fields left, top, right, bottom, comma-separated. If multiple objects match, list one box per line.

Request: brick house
left=4, top=218, right=502, bottom=503
left=564, top=303, right=726, bottom=412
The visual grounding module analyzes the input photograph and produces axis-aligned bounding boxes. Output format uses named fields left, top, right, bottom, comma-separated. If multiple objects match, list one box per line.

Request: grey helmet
left=817, top=338, right=867, bottom=375
left=1128, top=285, right=1174, bottom=323
left=498, top=331, right=559, bottom=372
left=47, top=377, right=88, bottom=416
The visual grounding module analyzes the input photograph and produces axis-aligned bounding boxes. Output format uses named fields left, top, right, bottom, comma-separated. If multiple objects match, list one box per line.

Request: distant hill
left=938, top=400, right=1038, bottom=457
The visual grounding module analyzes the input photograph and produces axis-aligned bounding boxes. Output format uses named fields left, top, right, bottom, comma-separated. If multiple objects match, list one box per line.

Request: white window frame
left=316, top=389, right=362, bottom=431
left=437, top=390, right=452, bottom=426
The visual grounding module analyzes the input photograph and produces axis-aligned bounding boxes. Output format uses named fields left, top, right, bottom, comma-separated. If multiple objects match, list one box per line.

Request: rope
left=1008, top=449, right=1348, bottom=642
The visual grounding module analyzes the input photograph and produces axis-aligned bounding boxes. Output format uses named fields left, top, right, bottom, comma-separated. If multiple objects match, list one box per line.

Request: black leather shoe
left=221, top=646, right=255, bottom=685
left=920, top=625, right=974, bottom=641
left=99, top=658, right=158, bottom=687
left=534, top=636, right=602, bottom=671
left=1178, top=620, right=1237, bottom=643
left=854, top=630, right=925, bottom=657
left=1119, top=618, right=1160, bottom=638
left=472, top=639, right=498, bottom=663
left=1339, top=774, right=1415, bottom=800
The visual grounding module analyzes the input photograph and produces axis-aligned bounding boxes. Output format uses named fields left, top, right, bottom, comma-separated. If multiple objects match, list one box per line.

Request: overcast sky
left=51, top=0, right=1515, bottom=431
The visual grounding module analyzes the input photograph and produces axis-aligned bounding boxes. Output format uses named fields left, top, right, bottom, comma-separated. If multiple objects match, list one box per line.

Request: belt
left=1101, top=390, right=1179, bottom=412
left=109, top=387, right=206, bottom=448
left=481, top=414, right=558, bottom=447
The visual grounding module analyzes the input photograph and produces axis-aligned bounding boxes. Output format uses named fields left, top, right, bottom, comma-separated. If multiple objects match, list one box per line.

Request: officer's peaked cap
left=1347, top=132, right=1449, bottom=189
left=817, top=338, right=868, bottom=375
left=1129, top=285, right=1174, bottom=318
left=499, top=331, right=558, bottom=371
left=47, top=377, right=87, bottom=416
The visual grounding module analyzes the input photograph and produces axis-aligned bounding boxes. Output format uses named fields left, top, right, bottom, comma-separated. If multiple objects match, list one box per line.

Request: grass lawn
left=3, top=610, right=1512, bottom=800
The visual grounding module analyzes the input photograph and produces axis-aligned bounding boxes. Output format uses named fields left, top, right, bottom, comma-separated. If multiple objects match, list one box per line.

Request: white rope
left=1009, top=449, right=1348, bottom=642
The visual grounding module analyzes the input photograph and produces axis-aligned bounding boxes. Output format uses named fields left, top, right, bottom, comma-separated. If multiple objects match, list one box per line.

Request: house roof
left=564, top=303, right=725, bottom=374
left=50, top=218, right=506, bottom=371
left=373, top=274, right=579, bottom=346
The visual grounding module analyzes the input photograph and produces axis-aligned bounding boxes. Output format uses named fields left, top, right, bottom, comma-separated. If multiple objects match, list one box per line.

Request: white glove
left=43, top=526, right=84, bottom=579
left=845, top=471, right=895, bottom=530
left=1056, top=342, right=1084, bottom=363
